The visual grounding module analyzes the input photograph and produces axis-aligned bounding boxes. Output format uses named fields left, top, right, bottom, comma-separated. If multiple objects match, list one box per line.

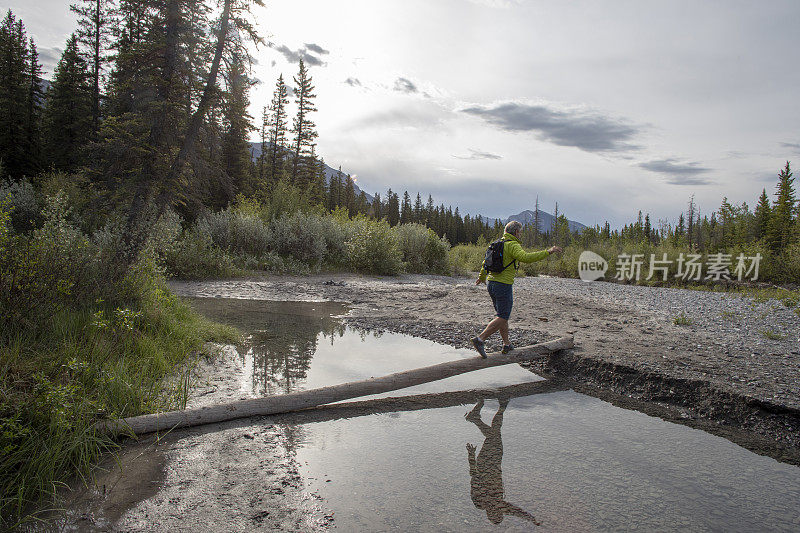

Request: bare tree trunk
left=97, top=336, right=573, bottom=436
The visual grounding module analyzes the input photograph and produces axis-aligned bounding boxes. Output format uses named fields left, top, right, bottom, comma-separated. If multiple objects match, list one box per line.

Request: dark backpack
left=483, top=239, right=515, bottom=273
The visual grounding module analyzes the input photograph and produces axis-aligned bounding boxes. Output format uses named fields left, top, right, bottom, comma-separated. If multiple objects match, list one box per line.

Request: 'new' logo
left=578, top=251, right=608, bottom=282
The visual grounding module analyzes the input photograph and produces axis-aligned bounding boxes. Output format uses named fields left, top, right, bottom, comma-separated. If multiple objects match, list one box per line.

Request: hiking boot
left=501, top=344, right=514, bottom=354
left=471, top=336, right=487, bottom=358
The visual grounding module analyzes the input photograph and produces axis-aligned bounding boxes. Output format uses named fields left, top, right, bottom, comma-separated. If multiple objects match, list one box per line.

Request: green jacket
left=478, top=233, right=550, bottom=285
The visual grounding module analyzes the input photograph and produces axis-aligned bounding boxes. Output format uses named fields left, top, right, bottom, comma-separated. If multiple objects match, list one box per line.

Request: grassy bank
left=0, top=194, right=237, bottom=527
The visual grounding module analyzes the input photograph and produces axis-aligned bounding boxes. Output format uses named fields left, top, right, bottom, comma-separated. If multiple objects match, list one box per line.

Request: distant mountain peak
left=505, top=209, right=587, bottom=233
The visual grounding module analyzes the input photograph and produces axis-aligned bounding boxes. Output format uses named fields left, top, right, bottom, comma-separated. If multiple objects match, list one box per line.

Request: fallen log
left=97, top=335, right=573, bottom=436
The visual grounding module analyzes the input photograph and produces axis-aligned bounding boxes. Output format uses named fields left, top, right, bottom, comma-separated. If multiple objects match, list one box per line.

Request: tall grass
left=0, top=194, right=237, bottom=527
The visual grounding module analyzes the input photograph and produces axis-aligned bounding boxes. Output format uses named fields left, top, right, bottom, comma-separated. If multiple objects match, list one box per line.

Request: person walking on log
left=471, top=220, right=561, bottom=358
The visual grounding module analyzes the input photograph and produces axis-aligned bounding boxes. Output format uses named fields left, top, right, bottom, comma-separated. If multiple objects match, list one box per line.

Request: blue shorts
left=487, top=280, right=513, bottom=320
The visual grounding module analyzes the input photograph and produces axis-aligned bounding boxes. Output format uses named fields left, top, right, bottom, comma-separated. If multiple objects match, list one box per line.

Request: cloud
left=267, top=42, right=327, bottom=67
left=344, top=77, right=362, bottom=87
left=461, top=101, right=640, bottom=153
left=393, top=77, right=418, bottom=94
left=780, top=142, right=800, bottom=155
left=347, top=105, right=446, bottom=131
left=304, top=43, right=329, bottom=55
left=638, top=158, right=713, bottom=185
left=453, top=149, right=502, bottom=160
left=467, top=0, right=523, bottom=7
left=38, top=46, right=62, bottom=74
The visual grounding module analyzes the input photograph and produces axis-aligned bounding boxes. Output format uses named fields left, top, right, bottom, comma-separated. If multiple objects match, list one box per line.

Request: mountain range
left=248, top=142, right=587, bottom=232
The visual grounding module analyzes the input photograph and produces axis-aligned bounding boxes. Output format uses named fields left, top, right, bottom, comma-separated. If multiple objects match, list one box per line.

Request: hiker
left=472, top=220, right=562, bottom=357
left=465, top=398, right=541, bottom=526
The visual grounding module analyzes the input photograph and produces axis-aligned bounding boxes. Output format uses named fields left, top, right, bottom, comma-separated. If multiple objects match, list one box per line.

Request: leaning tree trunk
left=97, top=336, right=573, bottom=436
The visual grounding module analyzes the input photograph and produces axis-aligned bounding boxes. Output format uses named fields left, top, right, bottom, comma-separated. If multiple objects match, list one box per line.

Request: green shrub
left=164, top=228, right=237, bottom=280
left=196, top=207, right=271, bottom=258
left=449, top=244, right=485, bottom=276
left=395, top=223, right=450, bottom=274
left=346, top=216, right=402, bottom=275
left=0, top=192, right=100, bottom=329
left=271, top=211, right=354, bottom=267
left=0, top=178, right=39, bottom=232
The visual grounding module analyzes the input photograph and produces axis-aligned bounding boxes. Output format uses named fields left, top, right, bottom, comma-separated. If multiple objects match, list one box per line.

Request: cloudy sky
left=13, top=0, right=800, bottom=227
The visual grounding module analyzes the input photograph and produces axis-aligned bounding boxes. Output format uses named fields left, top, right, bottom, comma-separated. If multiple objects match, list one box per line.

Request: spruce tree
left=344, top=175, right=356, bottom=216
left=267, top=74, right=289, bottom=185
left=0, top=11, right=33, bottom=178
left=70, top=0, right=115, bottom=138
left=290, top=58, right=317, bottom=186
left=767, top=161, right=796, bottom=251
left=371, top=192, right=382, bottom=219
left=386, top=189, right=400, bottom=226
left=23, top=37, right=43, bottom=176
left=43, top=34, right=93, bottom=170
left=400, top=191, right=412, bottom=224
left=219, top=54, right=254, bottom=204
left=754, top=188, right=771, bottom=242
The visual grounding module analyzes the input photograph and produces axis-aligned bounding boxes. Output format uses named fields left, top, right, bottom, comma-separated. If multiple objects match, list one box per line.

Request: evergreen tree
left=754, top=188, right=771, bottom=241
left=219, top=53, right=254, bottom=205
left=356, top=190, right=368, bottom=215
left=551, top=202, right=559, bottom=242
left=767, top=161, right=796, bottom=251
left=290, top=58, right=317, bottom=186
left=23, top=38, right=43, bottom=176
left=371, top=192, right=382, bottom=219
left=327, top=167, right=342, bottom=210
left=307, top=152, right=326, bottom=205
left=532, top=195, right=541, bottom=245
left=43, top=34, right=93, bottom=170
left=400, top=191, right=412, bottom=224
left=0, top=11, right=34, bottom=178
left=266, top=74, right=289, bottom=185
left=386, top=189, right=400, bottom=226
left=686, top=196, right=696, bottom=248
left=70, top=0, right=115, bottom=137
left=413, top=192, right=423, bottom=222
left=425, top=194, right=434, bottom=225
left=343, top=175, right=355, bottom=216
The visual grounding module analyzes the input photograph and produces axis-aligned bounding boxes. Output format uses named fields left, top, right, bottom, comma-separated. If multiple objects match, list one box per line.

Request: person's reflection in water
left=466, top=398, right=541, bottom=526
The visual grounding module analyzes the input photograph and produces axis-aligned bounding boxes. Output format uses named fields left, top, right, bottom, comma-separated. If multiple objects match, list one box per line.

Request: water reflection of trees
left=242, top=310, right=347, bottom=395
left=187, top=298, right=348, bottom=395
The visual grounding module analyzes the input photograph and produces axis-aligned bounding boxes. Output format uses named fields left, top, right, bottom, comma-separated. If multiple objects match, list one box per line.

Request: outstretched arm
left=466, top=443, right=477, bottom=475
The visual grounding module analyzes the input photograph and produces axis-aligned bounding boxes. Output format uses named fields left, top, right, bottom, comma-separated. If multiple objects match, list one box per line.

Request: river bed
left=51, top=296, right=800, bottom=532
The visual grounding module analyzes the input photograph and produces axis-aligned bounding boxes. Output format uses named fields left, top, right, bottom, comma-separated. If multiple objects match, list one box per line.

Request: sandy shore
left=172, top=273, right=800, bottom=460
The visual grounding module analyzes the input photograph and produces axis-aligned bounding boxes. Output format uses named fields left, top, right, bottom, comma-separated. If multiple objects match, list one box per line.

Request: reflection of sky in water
left=188, top=298, right=800, bottom=532
left=296, top=394, right=800, bottom=532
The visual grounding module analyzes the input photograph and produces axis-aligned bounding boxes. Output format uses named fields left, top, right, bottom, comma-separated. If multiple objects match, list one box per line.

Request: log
left=97, top=335, right=573, bottom=436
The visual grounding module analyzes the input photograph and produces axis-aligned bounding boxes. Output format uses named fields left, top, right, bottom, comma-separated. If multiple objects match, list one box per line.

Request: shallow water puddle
left=188, top=297, right=542, bottom=398
left=187, top=298, right=800, bottom=532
